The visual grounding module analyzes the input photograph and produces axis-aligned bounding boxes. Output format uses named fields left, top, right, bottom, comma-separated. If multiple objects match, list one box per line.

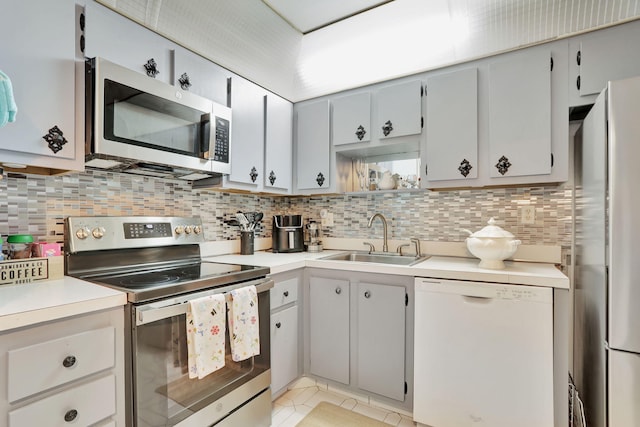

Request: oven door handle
left=135, top=278, right=274, bottom=326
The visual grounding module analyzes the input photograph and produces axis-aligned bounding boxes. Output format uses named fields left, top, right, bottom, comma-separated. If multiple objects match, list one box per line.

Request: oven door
left=131, top=278, right=272, bottom=427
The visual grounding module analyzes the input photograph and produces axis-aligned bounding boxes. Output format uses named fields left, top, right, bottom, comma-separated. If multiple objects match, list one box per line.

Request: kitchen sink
left=321, top=251, right=428, bottom=266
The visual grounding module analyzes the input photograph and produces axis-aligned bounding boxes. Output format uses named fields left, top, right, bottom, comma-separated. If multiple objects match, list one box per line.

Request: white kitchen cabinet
left=305, top=269, right=413, bottom=410
left=356, top=282, right=406, bottom=401
left=376, top=80, right=423, bottom=140
left=84, top=2, right=174, bottom=84
left=308, top=276, right=350, bottom=384
left=0, top=306, right=125, bottom=427
left=172, top=46, right=230, bottom=105
left=295, top=100, right=331, bottom=190
left=270, top=270, right=303, bottom=397
left=488, top=49, right=551, bottom=178
left=0, top=0, right=84, bottom=173
left=423, top=67, right=478, bottom=183
left=264, top=94, right=293, bottom=193
left=332, top=92, right=371, bottom=145
left=570, top=20, right=640, bottom=107
left=271, top=306, right=299, bottom=395
left=224, top=76, right=266, bottom=189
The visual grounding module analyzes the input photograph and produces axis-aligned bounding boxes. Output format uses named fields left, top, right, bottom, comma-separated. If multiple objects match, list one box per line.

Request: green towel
left=0, top=69, right=18, bottom=127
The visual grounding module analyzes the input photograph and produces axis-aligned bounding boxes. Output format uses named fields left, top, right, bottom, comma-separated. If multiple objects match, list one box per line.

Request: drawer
left=8, top=374, right=116, bottom=427
left=8, top=326, right=115, bottom=402
left=270, top=277, right=298, bottom=310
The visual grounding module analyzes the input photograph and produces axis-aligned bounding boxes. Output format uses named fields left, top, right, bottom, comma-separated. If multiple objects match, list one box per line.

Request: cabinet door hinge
left=551, top=153, right=554, bottom=168
left=550, top=57, right=554, bottom=72
left=404, top=381, right=408, bottom=394
left=405, top=293, right=409, bottom=306
left=420, top=85, right=424, bottom=97
left=421, top=117, right=424, bottom=129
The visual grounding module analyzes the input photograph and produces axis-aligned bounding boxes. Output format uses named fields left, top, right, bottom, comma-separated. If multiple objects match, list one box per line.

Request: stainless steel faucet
left=367, top=213, right=389, bottom=252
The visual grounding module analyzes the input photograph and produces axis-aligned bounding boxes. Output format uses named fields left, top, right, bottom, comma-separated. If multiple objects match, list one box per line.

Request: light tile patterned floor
left=272, top=377, right=416, bottom=426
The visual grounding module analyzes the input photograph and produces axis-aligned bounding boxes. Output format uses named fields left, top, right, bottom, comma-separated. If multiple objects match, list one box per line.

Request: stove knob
left=184, top=225, right=193, bottom=234
left=175, top=225, right=185, bottom=235
left=193, top=225, right=202, bottom=235
left=75, top=227, right=90, bottom=240
left=92, top=227, right=106, bottom=239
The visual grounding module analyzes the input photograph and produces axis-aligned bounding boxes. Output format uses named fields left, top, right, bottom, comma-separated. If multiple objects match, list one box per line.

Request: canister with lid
left=7, top=234, right=34, bottom=259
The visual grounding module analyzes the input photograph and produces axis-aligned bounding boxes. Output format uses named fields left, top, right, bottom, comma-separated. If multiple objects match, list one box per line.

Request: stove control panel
left=66, top=216, right=205, bottom=253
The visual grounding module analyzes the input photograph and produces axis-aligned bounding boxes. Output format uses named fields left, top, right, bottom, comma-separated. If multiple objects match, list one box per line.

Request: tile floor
left=271, top=377, right=416, bottom=426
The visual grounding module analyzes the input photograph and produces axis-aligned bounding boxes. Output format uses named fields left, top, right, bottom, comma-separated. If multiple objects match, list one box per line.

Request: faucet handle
left=397, top=243, right=410, bottom=256
left=363, top=242, right=375, bottom=254
left=410, top=238, right=421, bottom=256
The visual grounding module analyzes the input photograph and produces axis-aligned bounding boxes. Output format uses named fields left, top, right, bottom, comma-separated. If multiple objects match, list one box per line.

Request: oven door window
left=103, top=79, right=210, bottom=158
left=132, top=291, right=270, bottom=426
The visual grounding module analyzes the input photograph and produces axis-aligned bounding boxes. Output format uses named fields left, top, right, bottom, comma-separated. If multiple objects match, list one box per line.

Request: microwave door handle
left=200, top=113, right=211, bottom=159
left=135, top=278, right=274, bottom=325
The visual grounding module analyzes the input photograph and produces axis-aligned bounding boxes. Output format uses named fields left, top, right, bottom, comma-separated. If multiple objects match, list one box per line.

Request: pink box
left=33, top=243, right=61, bottom=258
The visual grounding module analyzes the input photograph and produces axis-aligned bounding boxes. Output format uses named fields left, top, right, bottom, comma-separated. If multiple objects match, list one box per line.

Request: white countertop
left=0, top=277, right=127, bottom=332
left=1, top=247, right=568, bottom=332
left=207, top=251, right=569, bottom=289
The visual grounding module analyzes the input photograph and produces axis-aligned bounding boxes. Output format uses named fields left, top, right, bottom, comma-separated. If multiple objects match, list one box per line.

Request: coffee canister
left=7, top=234, right=34, bottom=259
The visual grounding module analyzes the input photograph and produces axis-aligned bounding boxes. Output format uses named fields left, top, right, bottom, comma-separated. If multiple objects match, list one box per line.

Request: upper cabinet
left=570, top=20, right=640, bottom=107
left=488, top=50, right=552, bottom=178
left=224, top=76, right=266, bottom=189
left=423, top=67, right=478, bottom=184
left=84, top=2, right=173, bottom=84
left=0, top=0, right=83, bottom=173
left=264, top=95, right=293, bottom=193
left=376, top=80, right=423, bottom=140
left=172, top=47, right=230, bottom=106
left=332, top=93, right=371, bottom=146
left=295, top=100, right=331, bottom=191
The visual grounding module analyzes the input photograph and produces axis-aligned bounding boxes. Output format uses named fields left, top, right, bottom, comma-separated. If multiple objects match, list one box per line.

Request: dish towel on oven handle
left=186, top=294, right=226, bottom=379
left=227, top=285, right=260, bottom=361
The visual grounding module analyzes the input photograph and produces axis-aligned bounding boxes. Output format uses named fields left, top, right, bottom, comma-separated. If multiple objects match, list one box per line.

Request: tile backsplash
left=0, top=170, right=572, bottom=254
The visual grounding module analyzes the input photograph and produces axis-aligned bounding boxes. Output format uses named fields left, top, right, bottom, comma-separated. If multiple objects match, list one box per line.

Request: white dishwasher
left=413, top=278, right=554, bottom=427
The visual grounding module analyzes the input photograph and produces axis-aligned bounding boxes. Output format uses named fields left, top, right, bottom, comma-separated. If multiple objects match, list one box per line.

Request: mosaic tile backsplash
left=0, top=170, right=573, bottom=255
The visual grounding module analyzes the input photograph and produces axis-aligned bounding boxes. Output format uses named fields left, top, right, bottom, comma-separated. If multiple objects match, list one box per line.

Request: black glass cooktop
left=85, top=261, right=269, bottom=303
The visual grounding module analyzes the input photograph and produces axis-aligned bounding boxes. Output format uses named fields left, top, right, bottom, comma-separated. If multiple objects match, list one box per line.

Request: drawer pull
left=283, top=291, right=289, bottom=297
left=276, top=322, right=282, bottom=328
left=62, top=356, right=77, bottom=368
left=64, top=409, right=78, bottom=422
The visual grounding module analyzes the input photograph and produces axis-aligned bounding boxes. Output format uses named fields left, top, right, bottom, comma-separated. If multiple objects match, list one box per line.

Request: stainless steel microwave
left=85, top=57, right=231, bottom=180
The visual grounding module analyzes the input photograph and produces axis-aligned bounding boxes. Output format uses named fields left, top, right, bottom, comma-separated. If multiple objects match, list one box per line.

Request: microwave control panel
left=213, top=117, right=230, bottom=163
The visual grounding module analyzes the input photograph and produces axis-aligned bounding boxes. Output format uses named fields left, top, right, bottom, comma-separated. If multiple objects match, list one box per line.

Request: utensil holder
left=240, top=231, right=254, bottom=255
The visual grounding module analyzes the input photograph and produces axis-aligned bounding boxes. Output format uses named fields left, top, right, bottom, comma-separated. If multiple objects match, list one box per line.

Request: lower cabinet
left=305, top=268, right=414, bottom=411
left=0, top=306, right=125, bottom=427
left=270, top=269, right=303, bottom=397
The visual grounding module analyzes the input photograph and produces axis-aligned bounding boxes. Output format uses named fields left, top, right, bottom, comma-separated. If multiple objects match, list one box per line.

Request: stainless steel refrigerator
left=574, top=75, right=640, bottom=427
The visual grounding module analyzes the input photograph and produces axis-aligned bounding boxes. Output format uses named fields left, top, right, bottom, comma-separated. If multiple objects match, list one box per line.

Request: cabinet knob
left=355, top=125, right=366, bottom=141
left=316, top=172, right=325, bottom=187
left=382, top=120, right=394, bottom=137
left=269, top=170, right=277, bottom=185
left=335, top=287, right=342, bottom=295
left=178, top=72, right=192, bottom=90
left=364, top=291, right=371, bottom=299
left=495, top=155, right=512, bottom=175
left=43, top=125, right=68, bottom=154
left=283, top=291, right=289, bottom=297
left=64, top=409, right=78, bottom=422
left=276, top=322, right=282, bottom=328
left=144, top=58, right=160, bottom=78
left=250, top=166, right=258, bottom=183
left=62, top=355, right=77, bottom=368
left=458, top=159, right=472, bottom=177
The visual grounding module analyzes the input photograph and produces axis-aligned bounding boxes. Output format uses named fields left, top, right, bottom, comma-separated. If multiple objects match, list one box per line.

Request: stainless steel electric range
left=65, top=216, right=273, bottom=427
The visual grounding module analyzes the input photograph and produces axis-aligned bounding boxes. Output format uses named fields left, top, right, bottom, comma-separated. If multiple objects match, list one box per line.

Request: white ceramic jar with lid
left=464, top=218, right=521, bottom=269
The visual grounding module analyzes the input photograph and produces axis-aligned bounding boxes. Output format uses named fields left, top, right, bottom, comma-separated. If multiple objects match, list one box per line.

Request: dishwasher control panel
left=415, top=278, right=552, bottom=303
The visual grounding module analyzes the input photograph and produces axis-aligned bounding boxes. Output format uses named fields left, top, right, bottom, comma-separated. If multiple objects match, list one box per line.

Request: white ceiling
left=262, top=0, right=392, bottom=33
left=97, top=0, right=640, bottom=102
